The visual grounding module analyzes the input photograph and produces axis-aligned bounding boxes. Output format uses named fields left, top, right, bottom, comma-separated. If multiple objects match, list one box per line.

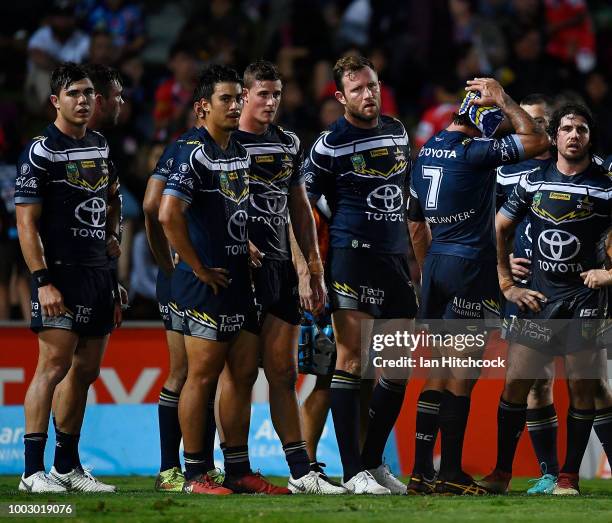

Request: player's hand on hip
left=510, top=254, right=531, bottom=280
left=503, top=286, right=546, bottom=312
left=106, top=236, right=121, bottom=258
left=580, top=269, right=612, bottom=289
left=194, top=266, right=230, bottom=295
left=38, top=284, right=66, bottom=318
left=248, top=240, right=264, bottom=268
left=466, top=78, right=506, bottom=107
left=298, top=272, right=314, bottom=312
left=309, top=273, right=327, bottom=315
left=113, top=302, right=123, bottom=328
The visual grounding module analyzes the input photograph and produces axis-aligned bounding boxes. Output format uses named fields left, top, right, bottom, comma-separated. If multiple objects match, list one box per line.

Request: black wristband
left=32, top=269, right=51, bottom=288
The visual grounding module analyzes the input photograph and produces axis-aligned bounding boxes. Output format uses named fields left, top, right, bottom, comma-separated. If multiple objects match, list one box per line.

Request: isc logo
left=579, top=309, right=598, bottom=317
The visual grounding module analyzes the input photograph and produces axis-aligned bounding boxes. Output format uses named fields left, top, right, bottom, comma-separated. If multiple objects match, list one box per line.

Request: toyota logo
left=227, top=210, right=248, bottom=242
left=525, top=222, right=532, bottom=243
left=538, top=229, right=580, bottom=261
left=75, top=197, right=106, bottom=228
left=250, top=191, right=287, bottom=215
left=366, top=184, right=403, bottom=213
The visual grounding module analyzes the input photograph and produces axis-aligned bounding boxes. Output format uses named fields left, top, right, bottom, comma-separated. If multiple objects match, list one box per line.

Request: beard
left=347, top=104, right=379, bottom=123
left=559, top=145, right=589, bottom=164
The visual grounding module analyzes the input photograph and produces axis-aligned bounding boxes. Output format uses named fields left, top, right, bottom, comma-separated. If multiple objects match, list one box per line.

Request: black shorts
left=172, top=268, right=258, bottom=342
left=30, top=265, right=115, bottom=337
left=327, top=248, right=417, bottom=319
left=250, top=258, right=300, bottom=333
left=420, top=254, right=500, bottom=320
left=507, top=288, right=607, bottom=355
left=156, top=270, right=183, bottom=333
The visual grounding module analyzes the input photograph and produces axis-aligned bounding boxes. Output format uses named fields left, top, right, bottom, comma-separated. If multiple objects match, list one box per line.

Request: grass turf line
left=0, top=476, right=611, bottom=522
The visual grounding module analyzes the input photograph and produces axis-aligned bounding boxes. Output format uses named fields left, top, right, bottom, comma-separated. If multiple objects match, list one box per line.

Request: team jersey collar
left=48, top=123, right=90, bottom=144
left=335, top=115, right=383, bottom=134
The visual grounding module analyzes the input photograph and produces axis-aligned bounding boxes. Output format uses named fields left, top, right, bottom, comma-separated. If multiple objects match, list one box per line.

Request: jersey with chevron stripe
left=501, top=159, right=611, bottom=300
left=15, top=123, right=116, bottom=267
left=234, top=124, right=303, bottom=260
left=304, top=115, right=411, bottom=254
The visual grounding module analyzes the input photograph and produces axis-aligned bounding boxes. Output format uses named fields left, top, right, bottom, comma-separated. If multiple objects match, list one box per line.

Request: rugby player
left=495, top=94, right=559, bottom=494
left=407, top=78, right=549, bottom=495
left=214, top=61, right=341, bottom=494
left=303, top=55, right=415, bottom=494
left=158, top=65, right=256, bottom=495
left=480, top=103, right=612, bottom=496
left=16, top=63, right=121, bottom=492
left=143, top=104, right=221, bottom=490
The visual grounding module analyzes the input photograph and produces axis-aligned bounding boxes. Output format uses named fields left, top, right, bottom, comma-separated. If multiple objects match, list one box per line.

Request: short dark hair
left=548, top=102, right=598, bottom=153
left=83, top=64, right=122, bottom=98
left=243, top=60, right=281, bottom=89
left=50, top=62, right=89, bottom=96
left=193, top=64, right=241, bottom=102
left=520, top=93, right=553, bottom=107
left=451, top=111, right=478, bottom=130
left=333, top=55, right=375, bottom=93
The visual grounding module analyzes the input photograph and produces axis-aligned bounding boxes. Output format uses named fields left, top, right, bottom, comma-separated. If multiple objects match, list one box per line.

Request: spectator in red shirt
left=153, top=43, right=199, bottom=141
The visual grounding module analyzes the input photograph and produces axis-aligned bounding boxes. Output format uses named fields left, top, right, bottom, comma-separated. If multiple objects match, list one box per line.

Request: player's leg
left=216, top=330, right=260, bottom=486
left=525, top=374, right=559, bottom=494
left=301, top=373, right=331, bottom=467
left=21, top=328, right=77, bottom=492
left=593, top=376, right=612, bottom=472
left=156, top=328, right=187, bottom=489
left=180, top=334, right=232, bottom=495
left=50, top=335, right=116, bottom=492
left=479, top=342, right=552, bottom=493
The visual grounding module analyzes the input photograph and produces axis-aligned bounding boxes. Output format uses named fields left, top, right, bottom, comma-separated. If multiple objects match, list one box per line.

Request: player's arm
left=496, top=186, right=546, bottom=311
left=106, top=179, right=122, bottom=259
left=581, top=229, right=612, bottom=289
left=289, top=183, right=325, bottom=314
left=143, top=177, right=174, bottom=276
left=466, top=78, right=549, bottom=159
left=16, top=203, right=65, bottom=317
left=407, top=189, right=430, bottom=270
left=158, top=194, right=229, bottom=295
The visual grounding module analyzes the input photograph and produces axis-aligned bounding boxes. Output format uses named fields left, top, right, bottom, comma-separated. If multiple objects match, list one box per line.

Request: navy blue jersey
left=162, top=128, right=250, bottom=275
left=304, top=115, right=411, bottom=254
left=150, top=127, right=207, bottom=184
left=234, top=124, right=303, bottom=260
left=501, top=160, right=611, bottom=300
left=15, top=124, right=117, bottom=267
left=409, top=130, right=524, bottom=260
left=496, top=158, right=552, bottom=263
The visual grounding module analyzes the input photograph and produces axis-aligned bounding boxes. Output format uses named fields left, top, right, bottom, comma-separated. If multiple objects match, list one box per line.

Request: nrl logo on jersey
left=351, top=154, right=366, bottom=173
left=219, top=172, right=248, bottom=203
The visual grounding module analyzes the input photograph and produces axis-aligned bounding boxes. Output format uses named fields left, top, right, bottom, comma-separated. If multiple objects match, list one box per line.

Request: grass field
left=1, top=476, right=612, bottom=522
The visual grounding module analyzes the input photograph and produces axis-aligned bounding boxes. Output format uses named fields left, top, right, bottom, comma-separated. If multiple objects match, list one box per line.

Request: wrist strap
left=32, top=269, right=51, bottom=288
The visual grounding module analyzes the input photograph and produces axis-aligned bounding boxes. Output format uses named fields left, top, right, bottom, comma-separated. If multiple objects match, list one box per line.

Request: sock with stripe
left=330, top=370, right=362, bottom=482
left=438, top=390, right=470, bottom=481
left=203, top=398, right=216, bottom=471
left=412, top=389, right=441, bottom=477
left=526, top=404, right=559, bottom=475
left=283, top=441, right=310, bottom=479
left=361, top=378, right=406, bottom=470
left=223, top=445, right=251, bottom=477
left=495, top=398, right=527, bottom=474
left=158, top=387, right=182, bottom=472
left=184, top=450, right=208, bottom=480
left=24, top=432, right=47, bottom=478
left=53, top=428, right=80, bottom=474
left=593, top=407, right=612, bottom=470
left=561, top=407, right=595, bottom=474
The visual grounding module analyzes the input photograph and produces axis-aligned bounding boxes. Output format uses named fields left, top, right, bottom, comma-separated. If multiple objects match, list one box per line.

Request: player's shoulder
left=588, top=156, right=612, bottom=188
left=85, top=129, right=109, bottom=149
left=273, top=124, right=301, bottom=152
left=379, top=115, right=407, bottom=136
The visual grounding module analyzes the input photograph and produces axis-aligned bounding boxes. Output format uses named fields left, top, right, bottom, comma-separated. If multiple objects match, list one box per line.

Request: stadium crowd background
left=0, top=0, right=611, bottom=321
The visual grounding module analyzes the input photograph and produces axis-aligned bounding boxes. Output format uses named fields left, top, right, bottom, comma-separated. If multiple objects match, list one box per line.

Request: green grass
left=1, top=476, right=611, bottom=522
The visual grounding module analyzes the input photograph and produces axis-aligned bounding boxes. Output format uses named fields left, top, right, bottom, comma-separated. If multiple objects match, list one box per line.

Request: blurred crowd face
left=49, top=13, right=77, bottom=40
left=514, top=30, right=542, bottom=61
left=336, top=66, right=381, bottom=124
left=89, top=33, right=117, bottom=65
left=170, top=52, right=198, bottom=86
left=244, top=80, right=282, bottom=126
left=204, top=82, right=243, bottom=132
left=556, top=114, right=591, bottom=163
left=319, top=97, right=343, bottom=128
left=585, top=72, right=609, bottom=105
left=52, top=78, right=95, bottom=127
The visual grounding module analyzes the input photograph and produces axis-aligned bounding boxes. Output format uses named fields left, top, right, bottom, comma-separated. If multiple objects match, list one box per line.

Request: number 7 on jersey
left=422, top=166, right=443, bottom=210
